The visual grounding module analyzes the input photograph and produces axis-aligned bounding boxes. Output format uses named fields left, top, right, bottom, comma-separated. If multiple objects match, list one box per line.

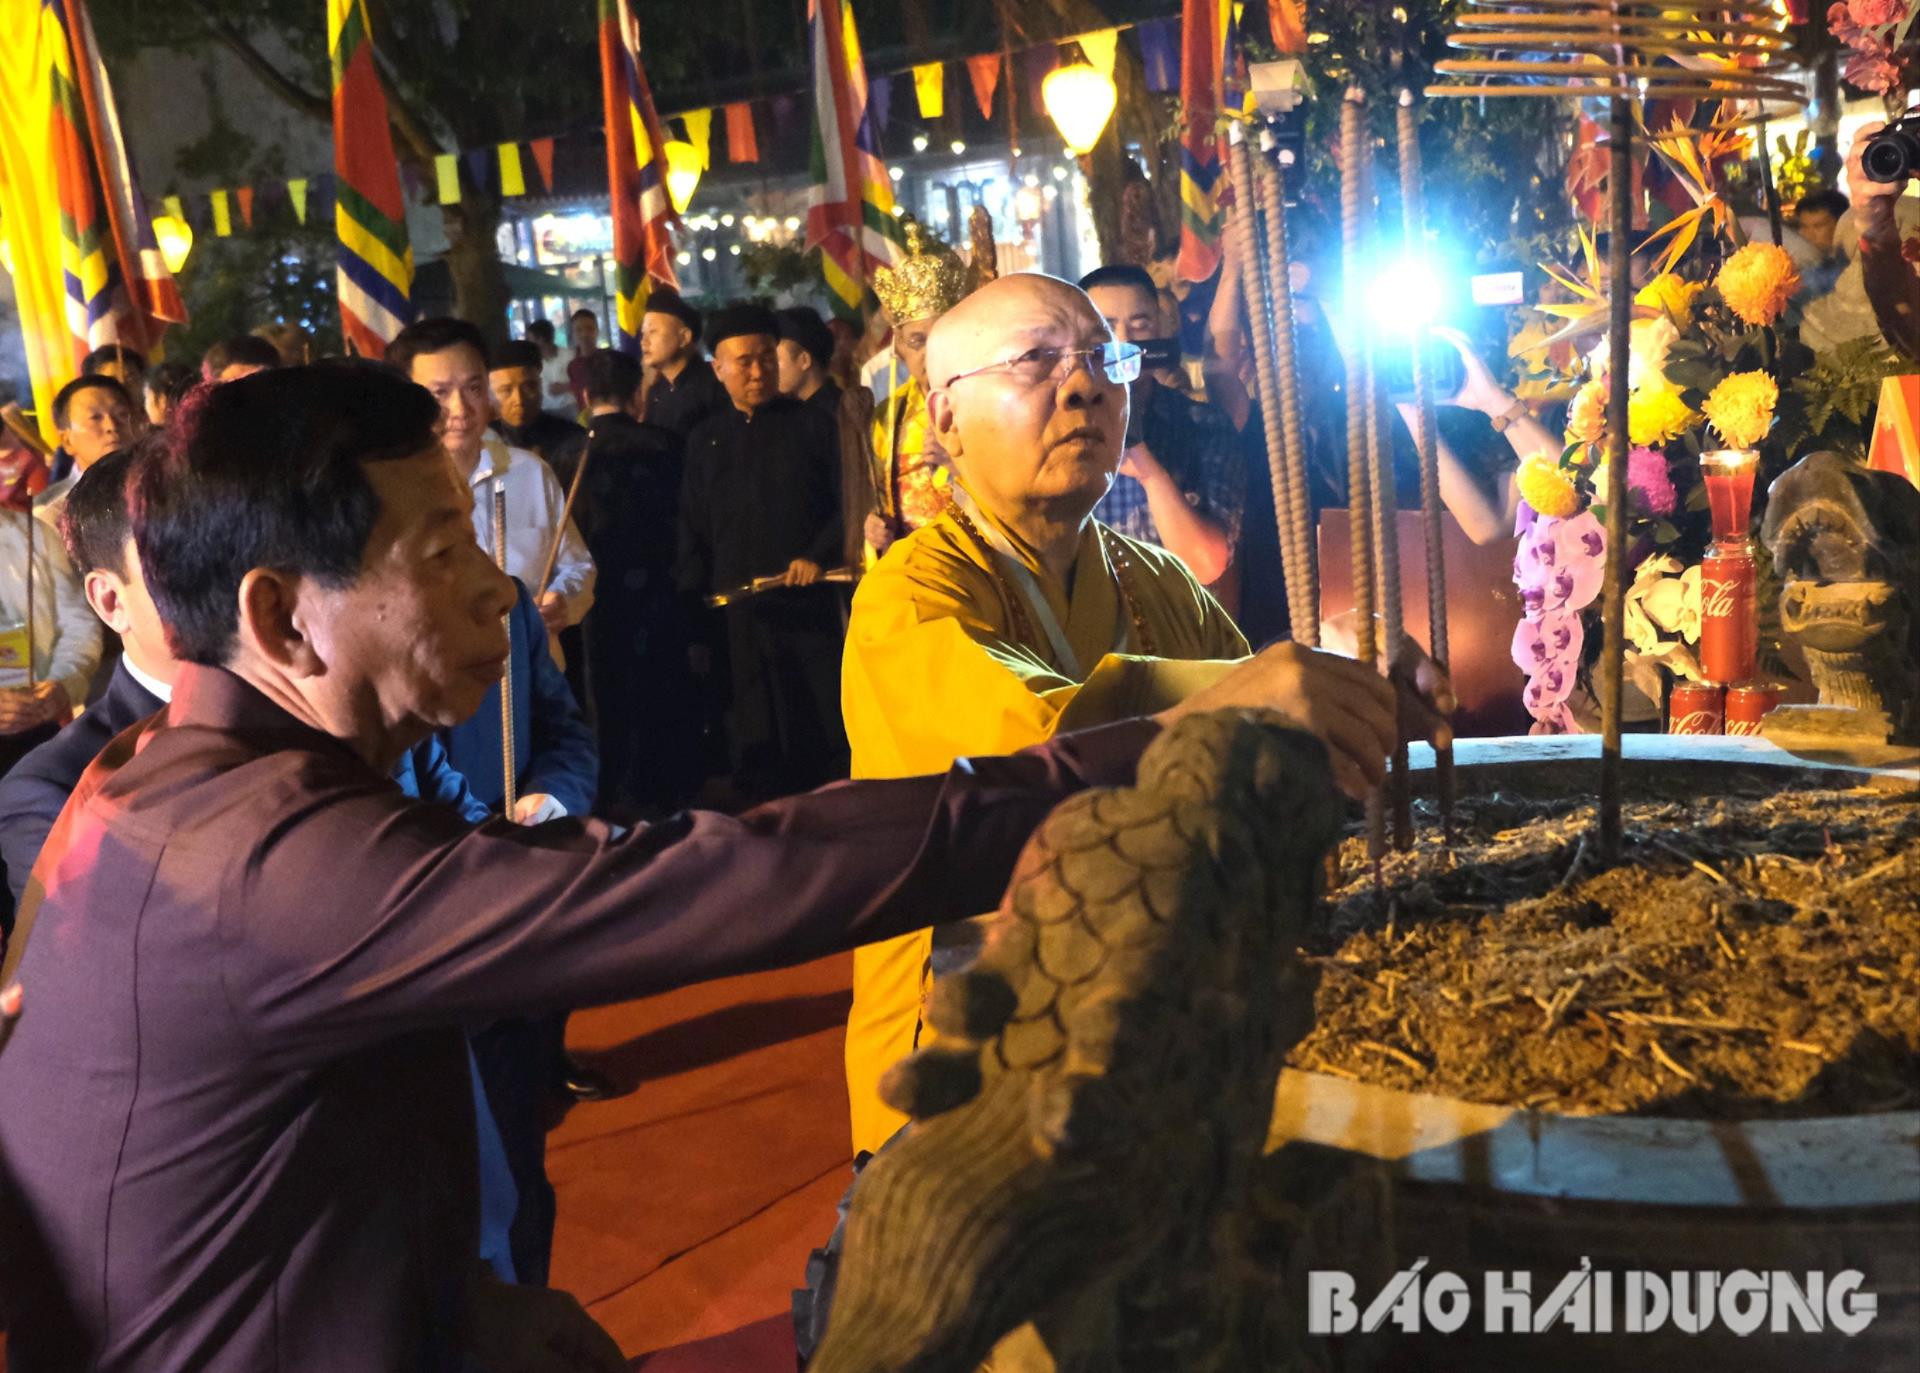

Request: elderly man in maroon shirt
left=0, top=363, right=1366, bottom=1369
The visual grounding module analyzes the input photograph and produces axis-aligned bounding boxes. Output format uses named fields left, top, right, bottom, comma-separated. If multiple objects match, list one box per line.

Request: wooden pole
left=1339, top=88, right=1384, bottom=868
left=1256, top=130, right=1321, bottom=643
left=491, top=482, right=519, bottom=817
left=1227, top=124, right=1307, bottom=646
left=1757, top=115, right=1784, bottom=247
left=1599, top=95, right=1633, bottom=860
left=533, top=444, right=593, bottom=600
left=1396, top=88, right=1454, bottom=840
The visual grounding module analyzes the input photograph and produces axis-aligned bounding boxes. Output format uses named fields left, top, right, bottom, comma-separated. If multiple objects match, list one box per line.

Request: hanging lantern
left=664, top=140, right=703, bottom=214
left=1043, top=63, right=1117, bottom=156
left=152, top=215, right=194, bottom=274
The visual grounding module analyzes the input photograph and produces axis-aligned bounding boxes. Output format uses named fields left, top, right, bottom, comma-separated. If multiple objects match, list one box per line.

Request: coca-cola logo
left=1671, top=710, right=1720, bottom=734
left=1727, top=719, right=1763, bottom=736
left=1701, top=575, right=1745, bottom=618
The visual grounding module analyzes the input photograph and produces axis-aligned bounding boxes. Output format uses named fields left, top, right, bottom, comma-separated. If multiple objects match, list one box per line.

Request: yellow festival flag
left=163, top=194, right=184, bottom=222
left=682, top=108, right=713, bottom=168
left=1078, top=28, right=1119, bottom=77
left=210, top=189, right=232, bottom=237
left=911, top=62, right=943, bottom=119
left=286, top=179, right=308, bottom=224
left=497, top=142, right=526, bottom=197
left=435, top=153, right=460, bottom=205
left=0, top=0, right=185, bottom=442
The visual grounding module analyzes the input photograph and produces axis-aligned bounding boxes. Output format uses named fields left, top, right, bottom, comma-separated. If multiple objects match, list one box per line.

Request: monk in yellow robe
left=864, top=223, right=970, bottom=561
left=841, top=273, right=1452, bottom=1154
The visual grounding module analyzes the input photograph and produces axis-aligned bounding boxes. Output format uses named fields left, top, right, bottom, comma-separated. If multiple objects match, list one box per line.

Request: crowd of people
left=6, top=139, right=1893, bottom=1357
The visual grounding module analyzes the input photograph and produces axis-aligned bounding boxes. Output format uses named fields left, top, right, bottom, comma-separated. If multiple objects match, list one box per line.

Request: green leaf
left=1652, top=520, right=1680, bottom=544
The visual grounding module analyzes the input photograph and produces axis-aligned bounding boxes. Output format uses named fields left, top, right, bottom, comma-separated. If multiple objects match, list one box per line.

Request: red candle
left=1700, top=449, right=1758, bottom=543
left=1700, top=543, right=1758, bottom=686
left=1669, top=681, right=1725, bottom=735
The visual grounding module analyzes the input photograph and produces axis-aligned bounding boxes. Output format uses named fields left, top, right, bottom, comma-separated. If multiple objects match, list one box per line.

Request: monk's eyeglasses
left=940, top=341, right=1143, bottom=392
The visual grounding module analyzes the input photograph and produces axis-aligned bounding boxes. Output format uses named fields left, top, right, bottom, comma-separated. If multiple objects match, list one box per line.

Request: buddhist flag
left=967, top=52, right=1001, bottom=118
left=599, top=0, right=678, bottom=354
left=530, top=136, right=555, bottom=191
left=0, top=0, right=185, bottom=442
left=211, top=189, right=232, bottom=237
left=806, top=0, right=903, bottom=321
left=328, top=0, right=413, bottom=357
left=287, top=178, right=308, bottom=223
left=1176, top=0, right=1232, bottom=282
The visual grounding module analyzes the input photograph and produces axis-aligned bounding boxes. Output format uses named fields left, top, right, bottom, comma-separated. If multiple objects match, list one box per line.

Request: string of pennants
left=149, top=15, right=1187, bottom=238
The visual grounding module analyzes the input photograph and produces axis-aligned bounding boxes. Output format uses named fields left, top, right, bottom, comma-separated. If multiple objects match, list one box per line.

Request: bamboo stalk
left=1599, top=95, right=1632, bottom=860
left=1256, top=132, right=1320, bottom=642
left=1339, top=89, right=1384, bottom=867
left=1227, top=125, right=1307, bottom=646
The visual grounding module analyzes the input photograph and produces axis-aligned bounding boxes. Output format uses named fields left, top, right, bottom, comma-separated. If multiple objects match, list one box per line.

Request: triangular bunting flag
left=530, top=137, right=555, bottom=191
left=967, top=53, right=1001, bottom=119
left=912, top=62, right=943, bottom=119
left=236, top=185, right=254, bottom=228
left=683, top=108, right=713, bottom=168
left=498, top=142, right=526, bottom=196
left=287, top=180, right=308, bottom=224
left=1138, top=18, right=1179, bottom=92
left=163, top=194, right=185, bottom=224
left=724, top=103, right=759, bottom=163
left=435, top=153, right=461, bottom=205
left=869, top=71, right=892, bottom=133
left=463, top=147, right=492, bottom=195
left=211, top=189, right=232, bottom=237
left=1079, top=28, right=1119, bottom=77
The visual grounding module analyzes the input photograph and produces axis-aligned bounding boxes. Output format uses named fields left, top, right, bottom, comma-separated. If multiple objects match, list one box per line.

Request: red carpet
left=549, top=954, right=856, bottom=1367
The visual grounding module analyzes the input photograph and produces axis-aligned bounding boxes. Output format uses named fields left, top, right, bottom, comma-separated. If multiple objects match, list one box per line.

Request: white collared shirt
left=465, top=435, right=596, bottom=626
left=122, top=652, right=173, bottom=704
left=0, top=507, right=101, bottom=707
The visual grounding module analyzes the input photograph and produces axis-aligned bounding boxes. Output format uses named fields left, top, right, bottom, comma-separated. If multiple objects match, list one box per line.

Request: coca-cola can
left=1726, top=682, right=1782, bottom=736
left=1700, top=543, right=1758, bottom=686
left=1669, top=681, right=1725, bottom=735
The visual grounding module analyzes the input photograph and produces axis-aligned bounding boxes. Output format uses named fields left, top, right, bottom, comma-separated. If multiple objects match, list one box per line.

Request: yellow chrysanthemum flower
left=1715, top=242, right=1801, bottom=328
left=1701, top=370, right=1779, bottom=450
left=1564, top=378, right=1608, bottom=447
left=1516, top=455, right=1582, bottom=518
left=1636, top=273, right=1704, bottom=321
left=1628, top=384, right=1697, bottom=446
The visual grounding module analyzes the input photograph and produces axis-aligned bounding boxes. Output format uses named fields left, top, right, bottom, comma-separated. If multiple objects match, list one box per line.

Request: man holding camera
left=1079, top=265, right=1243, bottom=588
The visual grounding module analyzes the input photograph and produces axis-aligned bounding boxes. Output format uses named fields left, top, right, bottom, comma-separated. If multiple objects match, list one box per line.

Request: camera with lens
left=1862, top=114, right=1920, bottom=184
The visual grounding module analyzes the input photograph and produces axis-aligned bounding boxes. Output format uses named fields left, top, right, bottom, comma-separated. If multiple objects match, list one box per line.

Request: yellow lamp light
left=0, top=236, right=13, bottom=277
left=1043, top=63, right=1117, bottom=156
left=664, top=140, right=702, bottom=215
left=152, top=215, right=193, bottom=274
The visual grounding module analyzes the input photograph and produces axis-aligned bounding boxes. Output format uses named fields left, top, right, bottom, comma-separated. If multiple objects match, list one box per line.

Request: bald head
left=926, top=273, right=1106, bottom=391
left=927, top=273, right=1126, bottom=536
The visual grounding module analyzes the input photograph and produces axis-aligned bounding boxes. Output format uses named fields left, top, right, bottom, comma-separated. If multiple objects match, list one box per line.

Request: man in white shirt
left=529, top=319, right=575, bottom=414
left=0, top=503, right=101, bottom=817
left=387, top=320, right=595, bottom=640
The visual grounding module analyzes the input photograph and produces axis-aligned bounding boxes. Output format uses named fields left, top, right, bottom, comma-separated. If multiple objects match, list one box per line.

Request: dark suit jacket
left=0, top=663, right=1150, bottom=1368
left=0, top=662, right=159, bottom=916
left=0, top=662, right=493, bottom=916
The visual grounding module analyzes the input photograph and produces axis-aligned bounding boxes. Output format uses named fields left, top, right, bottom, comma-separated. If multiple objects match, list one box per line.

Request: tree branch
left=187, top=0, right=329, bottom=123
